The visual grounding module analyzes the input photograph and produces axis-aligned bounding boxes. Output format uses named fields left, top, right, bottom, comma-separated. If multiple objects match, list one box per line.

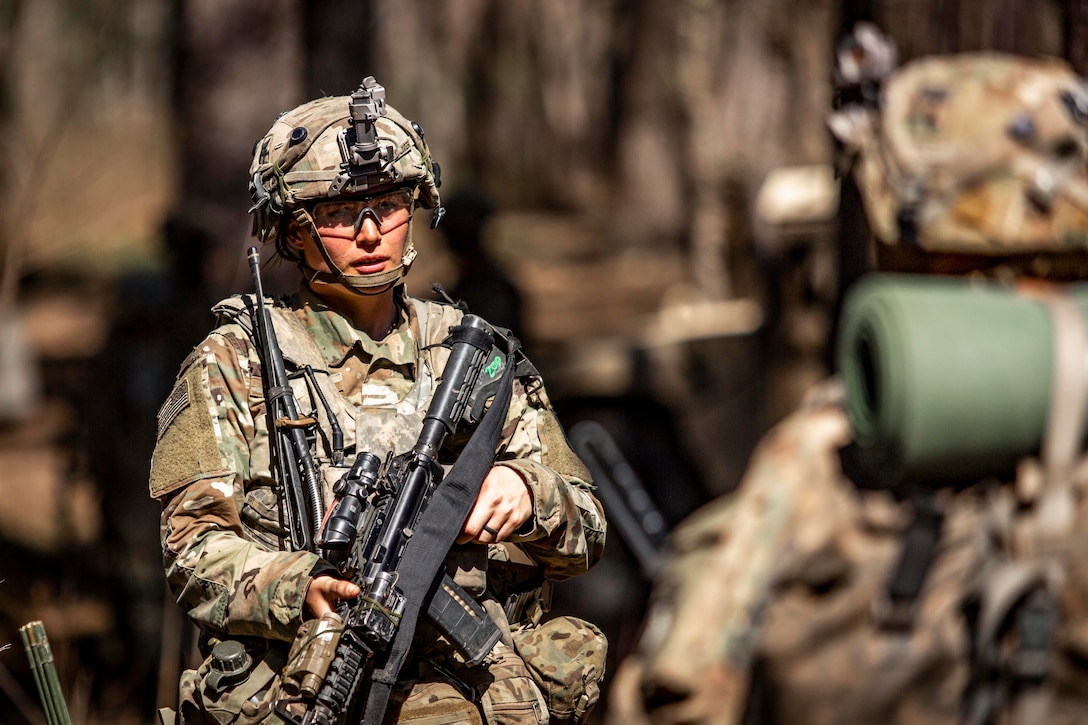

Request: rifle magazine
left=428, top=574, right=502, bottom=666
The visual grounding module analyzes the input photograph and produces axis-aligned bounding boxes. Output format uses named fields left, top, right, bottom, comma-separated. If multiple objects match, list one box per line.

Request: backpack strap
left=964, top=288, right=1088, bottom=725
left=409, top=296, right=432, bottom=339
left=1035, top=291, right=1088, bottom=530
left=962, top=560, right=1058, bottom=725
left=214, top=294, right=354, bottom=462
left=873, top=488, right=944, bottom=631
left=212, top=294, right=330, bottom=372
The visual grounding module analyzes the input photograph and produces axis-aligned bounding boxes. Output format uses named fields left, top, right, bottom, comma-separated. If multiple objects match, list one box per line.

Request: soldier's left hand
left=458, top=466, right=533, bottom=543
left=305, top=575, right=361, bottom=619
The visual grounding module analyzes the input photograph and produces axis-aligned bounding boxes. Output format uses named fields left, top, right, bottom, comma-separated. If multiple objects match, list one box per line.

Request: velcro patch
left=157, top=378, right=191, bottom=440
left=540, top=409, right=593, bottom=484
left=150, top=364, right=230, bottom=498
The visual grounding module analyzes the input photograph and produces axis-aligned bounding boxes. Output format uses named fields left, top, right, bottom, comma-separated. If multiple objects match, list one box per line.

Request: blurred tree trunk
left=612, top=0, right=687, bottom=253
left=367, top=0, right=615, bottom=207
left=167, top=0, right=1071, bottom=304
left=171, top=0, right=304, bottom=297
left=852, top=0, right=1064, bottom=59
left=1067, top=0, right=1088, bottom=74
left=675, top=0, right=838, bottom=300
left=302, top=1, right=373, bottom=96
left=0, top=0, right=21, bottom=317
left=363, top=0, right=841, bottom=303
left=608, top=0, right=841, bottom=304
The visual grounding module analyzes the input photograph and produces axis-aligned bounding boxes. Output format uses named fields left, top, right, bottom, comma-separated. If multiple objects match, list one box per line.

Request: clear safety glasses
left=311, top=189, right=414, bottom=234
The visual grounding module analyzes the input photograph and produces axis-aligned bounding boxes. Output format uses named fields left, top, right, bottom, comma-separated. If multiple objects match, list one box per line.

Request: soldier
left=610, top=27, right=1088, bottom=725
left=149, top=77, right=607, bottom=725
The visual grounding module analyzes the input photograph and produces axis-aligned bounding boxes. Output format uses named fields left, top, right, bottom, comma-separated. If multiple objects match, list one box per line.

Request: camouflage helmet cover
left=831, top=51, right=1088, bottom=254
left=248, top=77, right=442, bottom=255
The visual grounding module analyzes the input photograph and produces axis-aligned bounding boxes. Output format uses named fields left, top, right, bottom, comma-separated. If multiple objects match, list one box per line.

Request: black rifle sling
left=363, top=332, right=520, bottom=724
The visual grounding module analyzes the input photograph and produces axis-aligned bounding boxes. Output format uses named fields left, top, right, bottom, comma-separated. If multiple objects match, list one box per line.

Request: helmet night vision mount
left=330, top=77, right=397, bottom=197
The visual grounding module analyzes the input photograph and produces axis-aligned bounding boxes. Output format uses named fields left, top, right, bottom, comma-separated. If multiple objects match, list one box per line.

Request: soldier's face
left=290, top=202, right=410, bottom=277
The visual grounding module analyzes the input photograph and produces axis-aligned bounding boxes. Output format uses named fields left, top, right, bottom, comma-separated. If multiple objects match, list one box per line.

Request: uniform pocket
left=391, top=678, right=483, bottom=724
left=471, top=643, right=549, bottom=725
left=511, top=616, right=607, bottom=724
left=240, top=485, right=284, bottom=550
left=180, top=641, right=284, bottom=725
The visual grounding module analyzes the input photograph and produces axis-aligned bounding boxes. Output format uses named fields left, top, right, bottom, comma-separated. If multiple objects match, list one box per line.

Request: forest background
left=0, top=1, right=1083, bottom=723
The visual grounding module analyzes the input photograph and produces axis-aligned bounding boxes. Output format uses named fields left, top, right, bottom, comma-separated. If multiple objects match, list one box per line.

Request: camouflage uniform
left=610, top=39, right=1088, bottom=725
left=150, top=77, right=607, bottom=725
left=612, top=381, right=1088, bottom=724
left=151, top=284, right=607, bottom=724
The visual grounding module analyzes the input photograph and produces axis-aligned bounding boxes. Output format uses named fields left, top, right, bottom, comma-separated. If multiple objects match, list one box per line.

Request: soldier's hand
left=458, top=465, right=533, bottom=544
left=305, top=575, right=361, bottom=619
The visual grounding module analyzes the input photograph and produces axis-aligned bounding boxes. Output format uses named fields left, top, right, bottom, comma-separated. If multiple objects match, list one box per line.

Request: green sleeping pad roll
left=837, top=273, right=1088, bottom=484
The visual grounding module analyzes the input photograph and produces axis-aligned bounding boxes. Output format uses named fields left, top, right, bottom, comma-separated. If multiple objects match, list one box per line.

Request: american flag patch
left=157, top=378, right=190, bottom=439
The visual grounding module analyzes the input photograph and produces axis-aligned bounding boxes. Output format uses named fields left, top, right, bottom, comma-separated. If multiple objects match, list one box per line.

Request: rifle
left=274, top=312, right=512, bottom=725
left=569, top=420, right=668, bottom=580
left=247, top=246, right=326, bottom=552
left=19, top=621, right=72, bottom=725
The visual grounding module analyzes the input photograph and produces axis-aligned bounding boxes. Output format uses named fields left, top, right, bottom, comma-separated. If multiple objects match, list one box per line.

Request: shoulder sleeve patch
left=149, top=363, right=232, bottom=499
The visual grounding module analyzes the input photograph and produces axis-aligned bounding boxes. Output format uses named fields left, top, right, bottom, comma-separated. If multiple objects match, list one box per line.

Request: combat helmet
left=248, top=76, right=443, bottom=291
left=830, top=25, right=1088, bottom=263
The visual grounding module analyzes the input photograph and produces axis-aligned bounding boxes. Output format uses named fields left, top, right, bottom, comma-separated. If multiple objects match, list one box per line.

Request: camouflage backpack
left=830, top=50, right=1088, bottom=253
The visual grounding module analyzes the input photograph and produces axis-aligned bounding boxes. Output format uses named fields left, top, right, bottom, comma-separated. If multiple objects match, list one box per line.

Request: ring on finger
left=482, top=524, right=499, bottom=536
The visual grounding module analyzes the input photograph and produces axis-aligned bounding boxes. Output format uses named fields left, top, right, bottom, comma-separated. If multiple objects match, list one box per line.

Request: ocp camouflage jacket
left=149, top=284, right=605, bottom=650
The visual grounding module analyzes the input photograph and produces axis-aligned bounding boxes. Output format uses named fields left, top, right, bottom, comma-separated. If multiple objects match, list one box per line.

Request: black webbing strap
left=362, top=333, right=519, bottom=724
left=875, top=489, right=944, bottom=630
left=962, top=564, right=1057, bottom=725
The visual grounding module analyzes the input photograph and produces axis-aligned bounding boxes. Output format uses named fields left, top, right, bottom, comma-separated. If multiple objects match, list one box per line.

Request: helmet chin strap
left=290, top=206, right=417, bottom=295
